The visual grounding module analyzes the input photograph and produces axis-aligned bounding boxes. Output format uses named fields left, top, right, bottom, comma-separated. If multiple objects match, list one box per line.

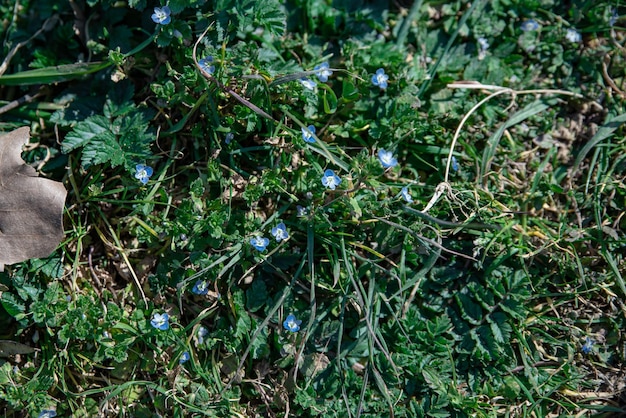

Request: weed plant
left=1, top=0, right=625, bottom=416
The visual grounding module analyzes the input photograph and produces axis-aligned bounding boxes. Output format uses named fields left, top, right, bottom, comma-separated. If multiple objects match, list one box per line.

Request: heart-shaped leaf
left=0, top=127, right=67, bottom=271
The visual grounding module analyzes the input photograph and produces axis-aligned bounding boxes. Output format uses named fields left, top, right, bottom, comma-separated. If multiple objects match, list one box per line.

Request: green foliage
left=1, top=0, right=625, bottom=416
left=60, top=82, right=155, bottom=170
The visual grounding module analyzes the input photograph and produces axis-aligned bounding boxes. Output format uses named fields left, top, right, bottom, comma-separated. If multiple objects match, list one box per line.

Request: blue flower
left=151, top=6, right=171, bottom=25
left=151, top=312, right=170, bottom=331
left=378, top=149, right=397, bottom=168
left=401, top=187, right=413, bottom=203
left=609, top=9, right=618, bottom=27
left=135, top=164, right=153, bottom=184
left=314, top=62, right=333, bottom=82
left=271, top=222, right=289, bottom=242
left=199, top=56, right=215, bottom=74
left=521, top=19, right=539, bottom=31
left=477, top=37, right=489, bottom=60
left=283, top=314, right=302, bottom=332
left=301, top=125, right=316, bottom=143
left=250, top=236, right=270, bottom=251
left=371, top=68, right=389, bottom=89
left=197, top=326, right=208, bottom=345
left=225, top=132, right=234, bottom=144
left=179, top=351, right=190, bottom=364
left=581, top=337, right=594, bottom=354
left=451, top=156, right=459, bottom=172
left=192, top=280, right=209, bottom=295
left=296, top=205, right=308, bottom=217
left=300, top=78, right=316, bottom=90
left=321, top=169, right=341, bottom=190
left=477, top=37, right=489, bottom=51
left=38, top=410, right=57, bottom=418
left=565, top=28, right=581, bottom=43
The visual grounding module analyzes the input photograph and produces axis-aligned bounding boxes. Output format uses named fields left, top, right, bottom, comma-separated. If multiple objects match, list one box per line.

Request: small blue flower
left=283, top=314, right=302, bottom=332
left=151, top=312, right=170, bottom=331
left=38, top=410, right=57, bottom=418
left=371, top=68, right=389, bottom=89
left=301, top=125, right=316, bottom=143
left=297, top=205, right=308, bottom=217
left=179, top=351, right=190, bottom=364
left=250, top=236, right=270, bottom=251
left=581, top=337, right=594, bottom=354
left=451, top=156, right=459, bottom=172
left=271, top=222, right=289, bottom=242
left=378, top=149, right=397, bottom=168
left=565, top=28, right=582, bottom=43
left=300, top=78, right=316, bottom=90
left=135, top=164, right=153, bottom=184
left=151, top=6, right=171, bottom=25
left=521, top=19, right=539, bottom=31
left=197, top=326, right=208, bottom=345
left=609, top=9, right=618, bottom=27
left=192, top=280, right=209, bottom=295
left=199, top=56, right=215, bottom=74
left=477, top=37, right=489, bottom=60
left=314, top=62, right=333, bottom=82
left=477, top=37, right=489, bottom=51
left=225, top=132, right=234, bottom=144
left=401, top=187, right=413, bottom=203
left=321, top=169, right=341, bottom=190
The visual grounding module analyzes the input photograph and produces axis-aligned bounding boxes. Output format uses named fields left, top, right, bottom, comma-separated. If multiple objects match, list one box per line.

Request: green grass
left=1, top=0, right=625, bottom=416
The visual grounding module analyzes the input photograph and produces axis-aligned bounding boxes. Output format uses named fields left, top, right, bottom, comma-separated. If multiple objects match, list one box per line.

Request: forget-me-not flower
left=610, top=9, right=618, bottom=27
left=401, top=186, right=413, bottom=203
left=151, top=6, right=171, bottom=25
left=301, top=125, right=316, bottom=143
left=197, top=326, right=208, bottom=345
left=192, top=280, right=209, bottom=295
left=477, top=37, right=489, bottom=60
left=135, top=164, right=153, bottom=184
left=314, top=62, right=333, bottom=82
left=565, top=28, right=582, bottom=43
left=521, top=19, right=539, bottom=31
left=199, top=56, right=215, bottom=74
left=451, top=156, right=459, bottom=172
left=378, top=149, right=398, bottom=168
left=321, top=169, right=341, bottom=190
left=151, top=312, right=170, bottom=331
left=283, top=314, right=302, bottom=332
left=38, top=410, right=57, bottom=418
left=271, top=222, right=289, bottom=242
left=179, top=351, right=190, bottom=364
left=250, top=236, right=270, bottom=251
left=371, top=68, right=389, bottom=89
left=581, top=336, right=594, bottom=354
left=300, top=78, right=316, bottom=90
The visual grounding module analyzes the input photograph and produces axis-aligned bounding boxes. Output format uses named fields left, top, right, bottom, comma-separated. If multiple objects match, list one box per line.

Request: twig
left=420, top=82, right=588, bottom=214
left=192, top=25, right=278, bottom=123
left=0, top=15, right=59, bottom=77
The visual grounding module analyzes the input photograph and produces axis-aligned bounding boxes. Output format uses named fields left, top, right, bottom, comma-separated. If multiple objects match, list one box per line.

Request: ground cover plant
left=1, top=0, right=625, bottom=416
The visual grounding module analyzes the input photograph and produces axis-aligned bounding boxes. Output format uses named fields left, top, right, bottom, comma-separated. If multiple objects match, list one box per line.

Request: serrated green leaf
left=1, top=293, right=25, bottom=318
left=61, top=115, right=110, bottom=153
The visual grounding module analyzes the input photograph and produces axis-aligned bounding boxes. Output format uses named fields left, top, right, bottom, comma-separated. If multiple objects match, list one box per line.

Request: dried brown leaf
left=0, top=127, right=67, bottom=271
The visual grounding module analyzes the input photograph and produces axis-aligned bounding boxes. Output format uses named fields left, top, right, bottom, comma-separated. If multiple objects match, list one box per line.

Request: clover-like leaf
left=0, top=127, right=66, bottom=271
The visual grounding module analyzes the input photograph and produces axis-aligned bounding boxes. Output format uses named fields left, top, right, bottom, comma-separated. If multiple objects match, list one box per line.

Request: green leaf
left=572, top=112, right=626, bottom=173
left=341, top=80, right=360, bottom=102
left=1, top=293, right=25, bottom=318
left=245, top=279, right=268, bottom=312
left=0, top=62, right=111, bottom=86
left=320, top=84, right=338, bottom=114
